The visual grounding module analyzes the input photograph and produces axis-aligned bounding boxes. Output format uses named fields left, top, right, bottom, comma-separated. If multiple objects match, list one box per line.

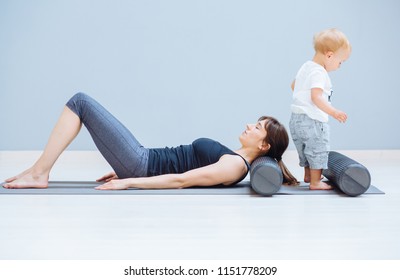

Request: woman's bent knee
left=71, top=92, right=90, bottom=102
left=66, top=92, right=92, bottom=119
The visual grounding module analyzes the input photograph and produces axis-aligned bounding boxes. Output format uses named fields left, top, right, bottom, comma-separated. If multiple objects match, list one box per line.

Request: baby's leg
left=289, top=114, right=310, bottom=182
left=309, top=169, right=332, bottom=190
left=304, top=166, right=311, bottom=183
left=304, top=166, right=324, bottom=183
left=300, top=118, right=330, bottom=190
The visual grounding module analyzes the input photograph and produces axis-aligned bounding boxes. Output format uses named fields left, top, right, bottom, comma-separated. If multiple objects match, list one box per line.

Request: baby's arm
left=311, top=88, right=347, bottom=123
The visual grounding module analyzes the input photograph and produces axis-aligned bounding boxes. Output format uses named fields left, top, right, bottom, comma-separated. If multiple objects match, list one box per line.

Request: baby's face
left=325, top=48, right=351, bottom=72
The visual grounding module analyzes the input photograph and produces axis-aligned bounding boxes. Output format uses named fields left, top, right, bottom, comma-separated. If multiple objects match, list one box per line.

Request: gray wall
left=1, top=0, right=399, bottom=151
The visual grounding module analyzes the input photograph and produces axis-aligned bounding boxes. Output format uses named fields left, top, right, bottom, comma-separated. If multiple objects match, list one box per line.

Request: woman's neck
left=234, top=147, right=261, bottom=164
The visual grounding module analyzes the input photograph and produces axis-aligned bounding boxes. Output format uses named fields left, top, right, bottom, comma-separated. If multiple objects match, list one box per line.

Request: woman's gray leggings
left=66, top=92, right=149, bottom=178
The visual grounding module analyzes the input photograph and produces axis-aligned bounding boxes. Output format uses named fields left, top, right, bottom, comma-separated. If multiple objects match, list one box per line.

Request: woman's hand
left=95, top=179, right=130, bottom=190
left=96, top=171, right=118, bottom=182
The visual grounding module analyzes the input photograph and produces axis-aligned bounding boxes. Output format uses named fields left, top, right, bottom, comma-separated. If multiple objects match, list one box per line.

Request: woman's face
left=240, top=119, right=268, bottom=148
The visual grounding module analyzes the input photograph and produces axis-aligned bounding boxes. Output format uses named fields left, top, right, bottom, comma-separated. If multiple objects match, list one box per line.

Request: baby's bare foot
left=304, top=176, right=324, bottom=184
left=309, top=181, right=332, bottom=190
left=3, top=169, right=49, bottom=189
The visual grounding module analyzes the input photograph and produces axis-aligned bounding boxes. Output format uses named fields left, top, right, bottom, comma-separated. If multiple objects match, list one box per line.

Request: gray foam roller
left=250, top=156, right=283, bottom=196
left=323, top=151, right=371, bottom=196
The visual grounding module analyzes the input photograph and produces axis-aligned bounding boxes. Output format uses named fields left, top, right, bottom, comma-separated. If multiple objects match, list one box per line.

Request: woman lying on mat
left=3, top=93, right=298, bottom=190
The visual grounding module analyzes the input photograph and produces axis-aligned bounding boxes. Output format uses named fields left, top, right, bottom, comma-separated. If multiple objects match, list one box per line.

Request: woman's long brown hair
left=259, top=116, right=299, bottom=185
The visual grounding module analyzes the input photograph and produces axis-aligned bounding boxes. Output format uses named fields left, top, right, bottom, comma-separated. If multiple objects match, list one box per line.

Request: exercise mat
left=0, top=181, right=384, bottom=195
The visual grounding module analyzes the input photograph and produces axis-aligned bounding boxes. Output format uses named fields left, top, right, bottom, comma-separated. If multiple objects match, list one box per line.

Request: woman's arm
left=95, top=154, right=247, bottom=190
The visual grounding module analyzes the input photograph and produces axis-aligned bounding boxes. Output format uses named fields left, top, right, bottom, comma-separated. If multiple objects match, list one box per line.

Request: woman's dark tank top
left=147, top=138, right=250, bottom=185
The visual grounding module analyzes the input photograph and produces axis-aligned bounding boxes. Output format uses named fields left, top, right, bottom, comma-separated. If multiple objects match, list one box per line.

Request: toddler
left=289, top=28, right=351, bottom=190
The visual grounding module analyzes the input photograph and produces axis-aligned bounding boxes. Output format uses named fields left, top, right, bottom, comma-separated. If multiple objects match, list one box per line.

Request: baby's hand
left=333, top=110, right=348, bottom=123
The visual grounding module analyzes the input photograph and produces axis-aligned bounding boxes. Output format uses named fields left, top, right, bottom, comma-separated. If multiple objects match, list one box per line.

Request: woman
left=3, top=93, right=297, bottom=190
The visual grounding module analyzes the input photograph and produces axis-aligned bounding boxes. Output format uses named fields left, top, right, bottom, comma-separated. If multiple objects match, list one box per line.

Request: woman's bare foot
left=3, top=168, right=49, bottom=189
left=309, top=181, right=332, bottom=190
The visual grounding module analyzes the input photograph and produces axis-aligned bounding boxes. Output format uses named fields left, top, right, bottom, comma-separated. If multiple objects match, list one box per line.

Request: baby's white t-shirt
left=291, top=61, right=332, bottom=122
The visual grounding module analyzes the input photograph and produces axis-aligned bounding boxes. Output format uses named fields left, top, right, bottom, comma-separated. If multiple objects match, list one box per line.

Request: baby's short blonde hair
left=313, top=28, right=351, bottom=54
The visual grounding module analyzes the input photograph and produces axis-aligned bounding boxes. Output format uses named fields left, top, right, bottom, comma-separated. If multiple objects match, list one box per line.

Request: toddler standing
left=289, top=28, right=351, bottom=190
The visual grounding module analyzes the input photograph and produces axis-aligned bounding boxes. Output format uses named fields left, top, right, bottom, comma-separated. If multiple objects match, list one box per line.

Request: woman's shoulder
left=192, top=137, right=218, bottom=145
left=192, top=137, right=233, bottom=156
left=192, top=138, right=230, bottom=151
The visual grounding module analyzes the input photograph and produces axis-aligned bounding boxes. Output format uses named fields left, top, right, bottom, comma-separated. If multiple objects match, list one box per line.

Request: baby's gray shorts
left=289, top=113, right=330, bottom=169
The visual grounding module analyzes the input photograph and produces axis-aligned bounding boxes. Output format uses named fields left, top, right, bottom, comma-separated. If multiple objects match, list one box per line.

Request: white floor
left=0, top=150, right=399, bottom=260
